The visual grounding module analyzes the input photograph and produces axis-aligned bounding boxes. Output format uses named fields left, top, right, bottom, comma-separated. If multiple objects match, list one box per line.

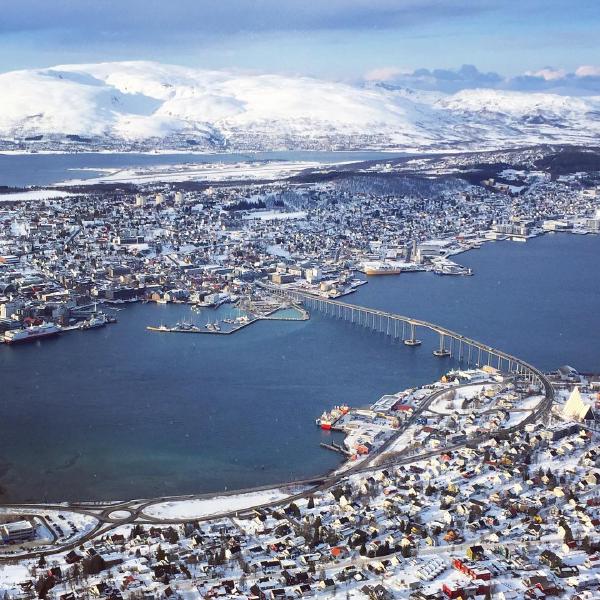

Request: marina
left=146, top=304, right=309, bottom=335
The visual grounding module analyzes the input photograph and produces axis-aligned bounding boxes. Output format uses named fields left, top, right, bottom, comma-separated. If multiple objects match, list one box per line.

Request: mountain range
left=1, top=61, right=598, bottom=151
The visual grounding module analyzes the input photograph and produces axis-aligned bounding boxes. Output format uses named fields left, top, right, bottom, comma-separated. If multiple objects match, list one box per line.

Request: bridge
left=264, top=285, right=554, bottom=429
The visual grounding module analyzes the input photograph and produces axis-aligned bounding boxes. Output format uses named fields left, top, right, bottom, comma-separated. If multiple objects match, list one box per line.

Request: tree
left=286, top=502, right=301, bottom=519
left=155, top=545, right=166, bottom=562
left=582, top=535, right=591, bottom=553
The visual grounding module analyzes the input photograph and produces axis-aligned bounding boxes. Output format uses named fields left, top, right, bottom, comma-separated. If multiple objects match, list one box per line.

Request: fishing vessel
left=315, top=405, right=350, bottom=429
left=3, top=322, right=62, bottom=344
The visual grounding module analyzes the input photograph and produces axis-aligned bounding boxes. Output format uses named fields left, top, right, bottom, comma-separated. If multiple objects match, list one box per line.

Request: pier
left=319, top=442, right=352, bottom=457
left=146, top=304, right=309, bottom=336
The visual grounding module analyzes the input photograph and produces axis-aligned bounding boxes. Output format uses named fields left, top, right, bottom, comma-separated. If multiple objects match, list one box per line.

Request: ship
left=3, top=323, right=62, bottom=344
left=315, top=404, right=350, bottom=430
left=80, top=313, right=108, bottom=329
left=363, top=263, right=404, bottom=276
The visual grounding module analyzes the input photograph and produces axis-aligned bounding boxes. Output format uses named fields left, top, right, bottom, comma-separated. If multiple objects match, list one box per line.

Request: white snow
left=0, top=189, right=76, bottom=202
left=58, top=160, right=323, bottom=185
left=143, top=489, right=294, bottom=519
left=0, top=61, right=598, bottom=150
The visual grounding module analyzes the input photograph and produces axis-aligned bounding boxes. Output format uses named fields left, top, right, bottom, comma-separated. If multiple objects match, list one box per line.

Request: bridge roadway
left=266, top=286, right=554, bottom=423
left=0, top=291, right=554, bottom=561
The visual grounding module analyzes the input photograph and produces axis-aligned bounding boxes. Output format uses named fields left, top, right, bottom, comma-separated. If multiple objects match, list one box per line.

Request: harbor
left=0, top=233, right=597, bottom=501
left=145, top=303, right=309, bottom=335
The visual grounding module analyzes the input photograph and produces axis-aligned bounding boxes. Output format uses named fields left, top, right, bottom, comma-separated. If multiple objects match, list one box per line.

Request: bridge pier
left=404, top=322, right=422, bottom=346
left=433, top=333, right=451, bottom=357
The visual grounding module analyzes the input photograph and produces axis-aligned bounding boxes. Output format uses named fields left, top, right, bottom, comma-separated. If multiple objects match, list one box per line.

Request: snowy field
left=143, top=488, right=296, bottom=520
left=0, top=189, right=75, bottom=202
left=58, top=161, right=329, bottom=186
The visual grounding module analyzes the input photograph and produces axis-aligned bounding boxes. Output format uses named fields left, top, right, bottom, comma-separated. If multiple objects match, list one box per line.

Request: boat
left=3, top=322, right=62, bottom=344
left=205, top=320, right=221, bottom=332
left=362, top=261, right=404, bottom=275
left=80, top=313, right=108, bottom=329
left=175, top=321, right=202, bottom=333
left=147, top=324, right=171, bottom=332
left=315, top=405, right=350, bottom=429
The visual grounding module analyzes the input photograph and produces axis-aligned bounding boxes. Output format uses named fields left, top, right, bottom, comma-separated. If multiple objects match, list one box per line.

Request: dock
left=145, top=304, right=309, bottom=336
left=319, top=442, right=352, bottom=457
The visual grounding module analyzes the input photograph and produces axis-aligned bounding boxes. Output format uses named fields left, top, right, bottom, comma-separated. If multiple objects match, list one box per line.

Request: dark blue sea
left=0, top=233, right=598, bottom=502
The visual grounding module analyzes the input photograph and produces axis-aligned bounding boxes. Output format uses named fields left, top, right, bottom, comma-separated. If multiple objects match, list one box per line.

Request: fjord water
left=351, top=233, right=600, bottom=374
left=0, top=151, right=407, bottom=187
left=0, top=233, right=598, bottom=501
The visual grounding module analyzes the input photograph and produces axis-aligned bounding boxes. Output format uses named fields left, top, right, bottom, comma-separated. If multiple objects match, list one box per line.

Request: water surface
left=0, top=233, right=597, bottom=501
left=0, top=151, right=407, bottom=187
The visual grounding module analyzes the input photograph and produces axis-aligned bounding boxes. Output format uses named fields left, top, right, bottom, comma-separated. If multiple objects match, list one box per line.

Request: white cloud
left=363, top=64, right=600, bottom=95
left=364, top=66, right=410, bottom=82
left=575, top=65, right=600, bottom=77
left=524, top=67, right=567, bottom=81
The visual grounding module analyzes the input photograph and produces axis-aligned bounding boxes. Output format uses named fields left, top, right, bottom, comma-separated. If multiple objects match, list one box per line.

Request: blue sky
left=1, top=0, right=599, bottom=90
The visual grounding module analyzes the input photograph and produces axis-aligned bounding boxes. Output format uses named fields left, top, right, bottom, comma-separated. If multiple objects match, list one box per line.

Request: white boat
left=4, top=323, right=62, bottom=344
left=80, top=313, right=108, bottom=329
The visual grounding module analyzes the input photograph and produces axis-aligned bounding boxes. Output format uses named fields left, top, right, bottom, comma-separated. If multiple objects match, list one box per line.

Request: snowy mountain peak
left=0, top=61, right=598, bottom=151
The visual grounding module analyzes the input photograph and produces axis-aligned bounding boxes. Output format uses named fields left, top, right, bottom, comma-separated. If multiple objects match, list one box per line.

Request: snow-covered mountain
left=0, top=61, right=598, bottom=151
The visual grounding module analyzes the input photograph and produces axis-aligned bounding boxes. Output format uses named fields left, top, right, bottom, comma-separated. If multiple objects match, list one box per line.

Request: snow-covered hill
left=0, top=61, right=598, bottom=151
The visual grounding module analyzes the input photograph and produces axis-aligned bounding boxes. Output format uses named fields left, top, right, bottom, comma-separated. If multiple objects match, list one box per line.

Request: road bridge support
left=433, top=333, right=451, bottom=357
left=403, top=322, right=422, bottom=346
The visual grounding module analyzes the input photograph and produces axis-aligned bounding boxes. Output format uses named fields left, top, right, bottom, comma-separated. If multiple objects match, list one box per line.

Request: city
left=1, top=1, right=600, bottom=599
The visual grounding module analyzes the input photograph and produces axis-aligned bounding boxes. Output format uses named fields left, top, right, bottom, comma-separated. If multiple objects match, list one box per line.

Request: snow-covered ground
left=143, top=488, right=296, bottom=520
left=0, top=189, right=75, bottom=202
left=58, top=161, right=324, bottom=185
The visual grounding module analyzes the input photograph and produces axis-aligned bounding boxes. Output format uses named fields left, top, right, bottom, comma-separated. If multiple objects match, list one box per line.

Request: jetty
left=319, top=442, right=352, bottom=457
left=146, top=304, right=309, bottom=336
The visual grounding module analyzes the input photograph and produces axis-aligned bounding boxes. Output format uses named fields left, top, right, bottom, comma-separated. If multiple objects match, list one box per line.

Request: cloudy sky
left=1, top=0, right=599, bottom=93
